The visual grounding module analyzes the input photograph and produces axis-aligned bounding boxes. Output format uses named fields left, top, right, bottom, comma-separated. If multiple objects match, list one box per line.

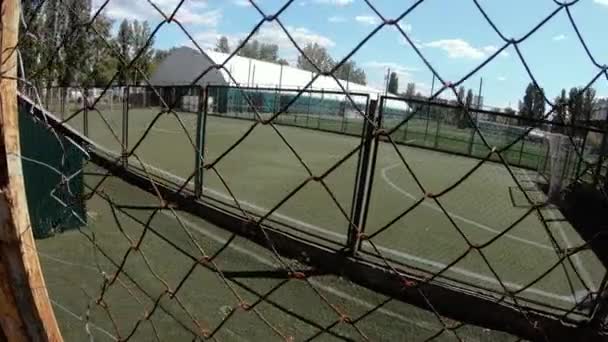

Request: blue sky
left=95, top=0, right=608, bottom=109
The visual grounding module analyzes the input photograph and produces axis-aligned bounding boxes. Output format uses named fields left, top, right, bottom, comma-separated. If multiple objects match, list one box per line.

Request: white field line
left=381, top=163, right=553, bottom=251
left=51, top=299, right=117, bottom=341
left=150, top=127, right=183, bottom=135
left=520, top=170, right=596, bottom=292
left=39, top=251, right=99, bottom=271
left=158, top=211, right=442, bottom=332
left=125, top=160, right=575, bottom=303
left=41, top=248, right=247, bottom=340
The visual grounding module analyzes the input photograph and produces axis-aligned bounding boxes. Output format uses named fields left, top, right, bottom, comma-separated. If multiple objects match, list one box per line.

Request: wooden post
left=0, top=0, right=63, bottom=340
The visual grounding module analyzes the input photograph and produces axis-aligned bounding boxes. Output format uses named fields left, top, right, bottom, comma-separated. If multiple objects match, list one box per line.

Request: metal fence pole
left=576, top=129, right=588, bottom=179
left=434, top=110, right=442, bottom=149
left=194, top=86, right=207, bottom=197
left=347, top=98, right=379, bottom=255
left=60, top=87, right=66, bottom=119
left=122, top=86, right=129, bottom=167
left=518, top=138, right=526, bottom=166
left=83, top=88, right=89, bottom=137
left=593, top=132, right=607, bottom=187
left=467, top=109, right=478, bottom=156
left=306, top=90, right=311, bottom=128
left=318, top=89, right=323, bottom=129
left=341, top=101, right=347, bottom=133
left=401, top=116, right=408, bottom=142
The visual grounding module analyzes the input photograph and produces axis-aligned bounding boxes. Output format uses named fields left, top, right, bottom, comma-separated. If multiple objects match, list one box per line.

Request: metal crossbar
left=7, top=0, right=608, bottom=341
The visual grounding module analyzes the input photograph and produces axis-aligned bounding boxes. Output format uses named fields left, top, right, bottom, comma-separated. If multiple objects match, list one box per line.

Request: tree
left=533, top=85, right=546, bottom=120
left=215, top=36, right=231, bottom=53
left=552, top=88, right=568, bottom=132
left=20, top=0, right=42, bottom=85
left=297, top=43, right=334, bottom=73
left=59, top=0, right=91, bottom=110
left=582, top=87, right=596, bottom=123
left=335, top=60, right=367, bottom=85
left=404, top=83, right=416, bottom=98
left=278, top=58, right=289, bottom=66
left=457, top=89, right=474, bottom=128
left=465, top=89, right=474, bottom=108
left=454, top=86, right=466, bottom=127
left=350, top=65, right=367, bottom=85
left=569, top=87, right=584, bottom=124
left=387, top=72, right=399, bottom=94
left=42, top=0, right=68, bottom=86
left=116, top=19, right=133, bottom=85
left=237, top=39, right=260, bottom=59
left=130, top=20, right=155, bottom=85
left=457, top=86, right=465, bottom=102
left=89, top=14, right=115, bottom=87
left=259, top=43, right=279, bottom=62
left=520, top=83, right=545, bottom=124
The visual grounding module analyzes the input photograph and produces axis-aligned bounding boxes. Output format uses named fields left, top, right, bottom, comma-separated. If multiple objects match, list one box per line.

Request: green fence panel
left=19, top=106, right=86, bottom=238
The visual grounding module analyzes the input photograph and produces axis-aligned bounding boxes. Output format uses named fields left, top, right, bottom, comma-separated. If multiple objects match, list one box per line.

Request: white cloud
left=481, top=45, right=510, bottom=58
left=93, top=0, right=221, bottom=26
left=256, top=24, right=335, bottom=49
left=593, top=0, right=608, bottom=6
left=363, top=61, right=418, bottom=78
left=497, top=76, right=507, bottom=81
left=424, top=39, right=508, bottom=60
left=233, top=0, right=252, bottom=6
left=552, top=34, right=567, bottom=41
left=399, top=22, right=413, bottom=33
left=355, top=15, right=379, bottom=26
left=328, top=16, right=347, bottom=23
left=313, top=0, right=354, bottom=6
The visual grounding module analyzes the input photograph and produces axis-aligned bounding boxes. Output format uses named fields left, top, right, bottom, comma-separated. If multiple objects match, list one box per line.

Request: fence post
left=518, top=138, right=526, bottom=166
left=347, top=98, right=379, bottom=256
left=194, top=86, right=207, bottom=198
left=576, top=129, right=588, bottom=179
left=60, top=87, right=66, bottom=119
left=122, top=86, right=129, bottom=167
left=341, top=110, right=347, bottom=133
left=434, top=111, right=442, bottom=149
left=83, top=88, right=89, bottom=137
left=467, top=110, right=478, bottom=156
left=0, top=0, right=63, bottom=339
left=593, top=132, right=607, bottom=188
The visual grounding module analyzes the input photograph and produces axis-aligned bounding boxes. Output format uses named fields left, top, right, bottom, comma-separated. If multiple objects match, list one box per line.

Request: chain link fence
left=8, top=0, right=608, bottom=340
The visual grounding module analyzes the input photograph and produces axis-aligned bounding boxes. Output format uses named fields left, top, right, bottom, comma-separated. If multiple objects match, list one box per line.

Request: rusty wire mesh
left=12, top=0, right=608, bottom=341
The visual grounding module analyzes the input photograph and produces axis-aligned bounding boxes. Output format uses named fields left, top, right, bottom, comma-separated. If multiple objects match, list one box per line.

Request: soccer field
left=36, top=169, right=520, bottom=341
left=63, top=106, right=605, bottom=316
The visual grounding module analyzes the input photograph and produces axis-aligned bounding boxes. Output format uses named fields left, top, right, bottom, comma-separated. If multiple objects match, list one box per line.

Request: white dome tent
left=149, top=47, right=410, bottom=120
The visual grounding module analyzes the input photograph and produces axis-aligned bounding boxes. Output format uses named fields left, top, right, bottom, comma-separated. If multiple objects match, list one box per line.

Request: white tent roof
left=204, top=50, right=391, bottom=98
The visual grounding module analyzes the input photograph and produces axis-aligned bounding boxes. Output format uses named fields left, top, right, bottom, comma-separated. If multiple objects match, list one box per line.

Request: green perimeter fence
left=21, top=79, right=608, bottom=341
left=35, top=84, right=608, bottom=205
